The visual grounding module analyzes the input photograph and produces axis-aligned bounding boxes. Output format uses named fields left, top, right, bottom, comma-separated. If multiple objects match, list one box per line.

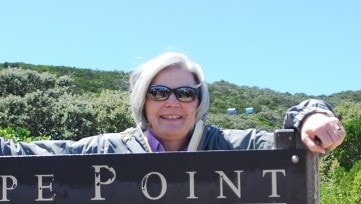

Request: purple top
left=144, top=129, right=165, bottom=152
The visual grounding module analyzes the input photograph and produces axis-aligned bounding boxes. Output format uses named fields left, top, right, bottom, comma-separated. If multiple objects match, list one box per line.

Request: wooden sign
left=0, top=149, right=308, bottom=203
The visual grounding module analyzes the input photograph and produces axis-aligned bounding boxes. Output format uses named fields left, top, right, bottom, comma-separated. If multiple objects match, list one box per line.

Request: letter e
left=35, top=174, right=56, bottom=201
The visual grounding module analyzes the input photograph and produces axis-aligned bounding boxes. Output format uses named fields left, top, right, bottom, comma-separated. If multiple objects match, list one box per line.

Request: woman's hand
left=301, top=113, right=346, bottom=154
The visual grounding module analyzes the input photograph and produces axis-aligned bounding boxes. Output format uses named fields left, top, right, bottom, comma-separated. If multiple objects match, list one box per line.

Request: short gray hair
left=129, top=52, right=210, bottom=129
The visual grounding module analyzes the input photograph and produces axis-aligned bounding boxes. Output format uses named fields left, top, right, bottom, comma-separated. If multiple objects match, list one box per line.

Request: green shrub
left=332, top=119, right=361, bottom=170
left=0, top=69, right=135, bottom=140
left=321, top=160, right=361, bottom=204
left=0, top=127, right=49, bottom=143
left=92, top=90, right=134, bottom=134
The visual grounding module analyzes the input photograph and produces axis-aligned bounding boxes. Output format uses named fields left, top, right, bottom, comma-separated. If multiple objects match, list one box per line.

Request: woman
left=0, top=52, right=345, bottom=155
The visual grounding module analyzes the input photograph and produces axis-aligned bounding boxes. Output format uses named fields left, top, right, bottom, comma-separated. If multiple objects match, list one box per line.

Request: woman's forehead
left=151, top=68, right=197, bottom=86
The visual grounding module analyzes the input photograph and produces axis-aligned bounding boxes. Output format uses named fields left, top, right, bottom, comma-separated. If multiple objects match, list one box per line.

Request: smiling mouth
left=160, top=115, right=182, bottom=119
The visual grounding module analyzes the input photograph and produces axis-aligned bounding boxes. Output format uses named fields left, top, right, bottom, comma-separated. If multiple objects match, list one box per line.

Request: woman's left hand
left=300, top=113, right=346, bottom=154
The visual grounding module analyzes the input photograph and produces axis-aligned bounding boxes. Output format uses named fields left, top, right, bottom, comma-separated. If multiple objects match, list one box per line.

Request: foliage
left=0, top=68, right=73, bottom=97
left=82, top=90, right=134, bottom=135
left=321, top=160, right=361, bottom=204
left=207, top=112, right=281, bottom=132
left=207, top=80, right=309, bottom=130
left=319, top=102, right=361, bottom=203
left=334, top=101, right=361, bottom=122
left=0, top=68, right=134, bottom=140
left=208, top=80, right=305, bottom=115
left=320, top=90, right=361, bottom=107
left=331, top=118, right=361, bottom=170
left=0, top=127, right=49, bottom=143
left=1, top=62, right=129, bottom=94
left=323, top=102, right=361, bottom=170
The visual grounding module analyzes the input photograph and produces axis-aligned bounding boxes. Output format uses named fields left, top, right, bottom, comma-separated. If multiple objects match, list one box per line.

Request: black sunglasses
left=147, top=85, right=200, bottom=102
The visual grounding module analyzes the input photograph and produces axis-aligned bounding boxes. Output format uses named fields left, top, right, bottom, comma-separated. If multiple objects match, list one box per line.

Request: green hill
left=1, top=61, right=361, bottom=133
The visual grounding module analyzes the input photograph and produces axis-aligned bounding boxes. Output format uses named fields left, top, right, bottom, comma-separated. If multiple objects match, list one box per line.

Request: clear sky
left=1, top=0, right=360, bottom=96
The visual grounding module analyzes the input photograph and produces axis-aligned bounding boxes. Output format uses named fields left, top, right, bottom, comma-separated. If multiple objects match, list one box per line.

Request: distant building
left=227, top=108, right=237, bottom=115
left=245, top=107, right=255, bottom=115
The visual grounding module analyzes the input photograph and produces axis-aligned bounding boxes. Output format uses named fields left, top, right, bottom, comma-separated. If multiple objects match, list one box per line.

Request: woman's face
left=144, top=68, right=199, bottom=148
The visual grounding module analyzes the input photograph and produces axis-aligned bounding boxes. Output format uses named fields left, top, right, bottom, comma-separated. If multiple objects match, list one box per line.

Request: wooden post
left=274, top=129, right=320, bottom=204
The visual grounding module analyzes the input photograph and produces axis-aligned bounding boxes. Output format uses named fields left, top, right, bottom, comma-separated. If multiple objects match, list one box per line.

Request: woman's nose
left=165, top=93, right=180, bottom=106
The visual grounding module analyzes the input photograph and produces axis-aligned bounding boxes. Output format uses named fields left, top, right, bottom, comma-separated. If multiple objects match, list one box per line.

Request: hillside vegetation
left=1, top=62, right=361, bottom=203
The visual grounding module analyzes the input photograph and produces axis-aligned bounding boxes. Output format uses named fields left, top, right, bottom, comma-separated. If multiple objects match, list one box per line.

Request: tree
left=0, top=68, right=133, bottom=140
left=0, top=68, right=65, bottom=97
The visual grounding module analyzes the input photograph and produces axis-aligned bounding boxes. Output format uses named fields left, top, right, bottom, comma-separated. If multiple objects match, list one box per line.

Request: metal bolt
left=291, top=155, right=299, bottom=163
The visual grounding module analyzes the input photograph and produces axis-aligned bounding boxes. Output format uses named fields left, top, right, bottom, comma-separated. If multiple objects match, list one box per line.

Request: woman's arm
left=283, top=99, right=345, bottom=153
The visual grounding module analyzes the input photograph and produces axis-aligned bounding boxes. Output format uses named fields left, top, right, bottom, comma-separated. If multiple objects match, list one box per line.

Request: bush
left=0, top=127, right=49, bottom=143
left=0, top=68, right=134, bottom=140
left=321, top=160, right=361, bottom=204
left=92, top=90, right=134, bottom=134
left=207, top=113, right=278, bottom=132
left=0, top=68, right=64, bottom=97
left=332, top=119, right=361, bottom=169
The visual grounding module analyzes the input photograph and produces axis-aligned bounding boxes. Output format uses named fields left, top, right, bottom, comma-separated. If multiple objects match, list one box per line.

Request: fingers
left=314, top=124, right=345, bottom=152
left=301, top=135, right=326, bottom=154
left=327, top=124, right=346, bottom=150
left=301, top=113, right=346, bottom=154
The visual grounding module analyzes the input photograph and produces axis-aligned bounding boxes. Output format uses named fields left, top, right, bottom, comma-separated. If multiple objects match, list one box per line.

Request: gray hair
left=129, top=52, right=210, bottom=129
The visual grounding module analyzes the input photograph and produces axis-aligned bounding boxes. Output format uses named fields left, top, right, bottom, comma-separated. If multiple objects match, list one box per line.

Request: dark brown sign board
left=0, top=149, right=308, bottom=203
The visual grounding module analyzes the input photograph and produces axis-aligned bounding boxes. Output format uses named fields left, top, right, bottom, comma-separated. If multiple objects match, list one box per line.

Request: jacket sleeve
left=201, top=125, right=274, bottom=150
left=0, top=136, right=97, bottom=156
left=283, top=99, right=335, bottom=133
left=0, top=129, right=142, bottom=156
left=0, top=137, right=69, bottom=155
left=201, top=99, right=335, bottom=151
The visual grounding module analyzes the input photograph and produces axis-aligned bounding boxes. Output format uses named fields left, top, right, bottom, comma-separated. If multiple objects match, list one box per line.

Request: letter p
left=91, top=165, right=116, bottom=201
left=1, top=175, right=17, bottom=201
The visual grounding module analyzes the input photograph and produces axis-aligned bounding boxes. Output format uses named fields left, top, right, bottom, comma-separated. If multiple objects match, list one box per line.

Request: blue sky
left=1, top=0, right=360, bottom=96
